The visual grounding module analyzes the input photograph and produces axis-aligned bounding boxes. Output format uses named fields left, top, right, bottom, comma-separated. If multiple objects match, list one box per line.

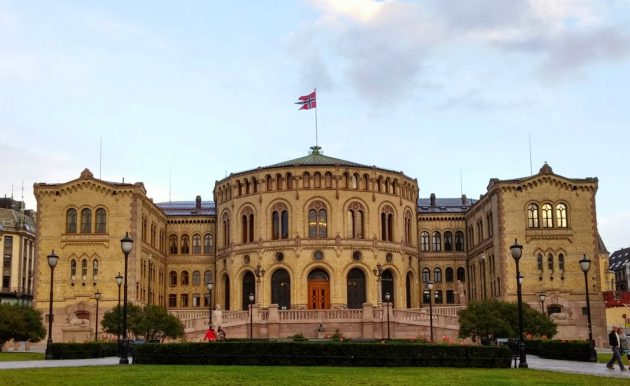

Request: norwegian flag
left=295, top=90, right=317, bottom=110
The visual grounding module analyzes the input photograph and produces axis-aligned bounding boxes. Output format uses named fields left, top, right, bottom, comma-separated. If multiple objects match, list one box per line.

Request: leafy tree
left=458, top=300, right=557, bottom=340
left=0, top=304, right=46, bottom=350
left=101, top=304, right=184, bottom=342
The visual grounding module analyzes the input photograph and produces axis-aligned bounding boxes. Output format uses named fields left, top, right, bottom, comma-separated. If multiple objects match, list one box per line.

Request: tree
left=458, top=300, right=557, bottom=341
left=0, top=304, right=46, bottom=350
left=101, top=304, right=184, bottom=342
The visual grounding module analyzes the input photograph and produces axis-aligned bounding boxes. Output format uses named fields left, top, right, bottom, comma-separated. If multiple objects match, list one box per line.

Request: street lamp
left=94, top=290, right=101, bottom=341
left=510, top=239, right=528, bottom=368
left=119, top=232, right=133, bottom=365
left=147, top=255, right=152, bottom=305
left=579, top=255, right=597, bottom=362
left=384, top=292, right=391, bottom=340
left=45, top=250, right=59, bottom=360
left=427, top=281, right=434, bottom=342
left=538, top=293, right=546, bottom=314
left=249, top=292, right=255, bottom=340
left=207, top=282, right=214, bottom=328
left=115, top=272, right=123, bottom=352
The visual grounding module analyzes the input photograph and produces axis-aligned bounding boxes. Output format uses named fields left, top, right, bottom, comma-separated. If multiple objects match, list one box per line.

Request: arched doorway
left=307, top=269, right=330, bottom=309
left=406, top=272, right=413, bottom=308
left=272, top=269, right=291, bottom=309
left=242, top=271, right=255, bottom=310
left=381, top=269, right=394, bottom=306
left=347, top=268, right=366, bottom=309
left=223, top=275, right=230, bottom=311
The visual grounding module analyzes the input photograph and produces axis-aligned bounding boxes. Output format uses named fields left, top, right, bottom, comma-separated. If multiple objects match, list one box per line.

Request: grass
left=597, top=353, right=629, bottom=365
left=0, top=352, right=44, bottom=361
left=1, top=366, right=629, bottom=386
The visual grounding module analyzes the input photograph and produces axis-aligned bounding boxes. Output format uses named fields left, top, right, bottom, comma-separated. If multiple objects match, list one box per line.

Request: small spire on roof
left=310, top=145, right=322, bottom=155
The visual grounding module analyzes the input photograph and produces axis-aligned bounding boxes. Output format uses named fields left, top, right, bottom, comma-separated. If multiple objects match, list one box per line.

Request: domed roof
left=266, top=146, right=368, bottom=168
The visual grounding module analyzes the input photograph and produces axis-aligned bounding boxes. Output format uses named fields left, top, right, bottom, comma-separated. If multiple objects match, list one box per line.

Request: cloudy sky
left=1, top=0, right=629, bottom=251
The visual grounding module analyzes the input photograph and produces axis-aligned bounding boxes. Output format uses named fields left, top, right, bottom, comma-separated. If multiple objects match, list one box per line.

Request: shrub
left=525, top=339, right=594, bottom=362
left=48, top=343, right=118, bottom=359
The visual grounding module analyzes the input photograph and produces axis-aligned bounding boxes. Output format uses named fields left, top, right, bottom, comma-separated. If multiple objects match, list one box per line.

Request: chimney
left=195, top=195, right=202, bottom=209
left=430, top=193, right=436, bottom=206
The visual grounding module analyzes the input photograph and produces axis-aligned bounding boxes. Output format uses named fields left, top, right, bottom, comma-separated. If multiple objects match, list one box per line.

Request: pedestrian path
left=0, top=356, right=121, bottom=369
left=527, top=355, right=629, bottom=379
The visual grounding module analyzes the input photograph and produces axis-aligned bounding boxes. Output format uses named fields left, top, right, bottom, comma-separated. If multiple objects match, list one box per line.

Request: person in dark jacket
left=607, top=326, right=626, bottom=370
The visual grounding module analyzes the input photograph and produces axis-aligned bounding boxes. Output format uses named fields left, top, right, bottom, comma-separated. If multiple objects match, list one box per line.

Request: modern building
left=32, top=147, right=608, bottom=344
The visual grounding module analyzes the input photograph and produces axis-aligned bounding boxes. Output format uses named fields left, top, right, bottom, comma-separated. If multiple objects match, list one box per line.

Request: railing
left=278, top=309, right=363, bottom=321
left=222, top=311, right=249, bottom=325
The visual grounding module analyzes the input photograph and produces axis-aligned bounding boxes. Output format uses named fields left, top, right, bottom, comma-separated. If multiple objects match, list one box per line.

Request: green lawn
left=1, top=366, right=629, bottom=386
left=598, top=353, right=629, bottom=365
left=0, top=352, right=44, bottom=361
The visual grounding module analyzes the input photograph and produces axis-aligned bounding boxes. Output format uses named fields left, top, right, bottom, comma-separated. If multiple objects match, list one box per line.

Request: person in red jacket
left=204, top=327, right=217, bottom=342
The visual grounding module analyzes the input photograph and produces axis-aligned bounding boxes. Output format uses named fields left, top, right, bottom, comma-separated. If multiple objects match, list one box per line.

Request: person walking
left=607, top=326, right=626, bottom=370
left=217, top=326, right=226, bottom=341
left=618, top=327, right=629, bottom=367
left=204, top=327, right=217, bottom=342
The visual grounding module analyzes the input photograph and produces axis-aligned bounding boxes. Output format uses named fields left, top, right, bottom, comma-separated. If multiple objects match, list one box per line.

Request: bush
left=525, top=340, right=594, bottom=362
left=48, top=343, right=119, bottom=359
left=132, top=341, right=512, bottom=368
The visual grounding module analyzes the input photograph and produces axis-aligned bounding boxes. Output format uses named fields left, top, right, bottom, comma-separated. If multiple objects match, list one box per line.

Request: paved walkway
left=0, top=355, right=628, bottom=379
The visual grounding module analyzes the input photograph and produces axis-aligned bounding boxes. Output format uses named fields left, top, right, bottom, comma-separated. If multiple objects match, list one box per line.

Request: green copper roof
left=266, top=146, right=368, bottom=168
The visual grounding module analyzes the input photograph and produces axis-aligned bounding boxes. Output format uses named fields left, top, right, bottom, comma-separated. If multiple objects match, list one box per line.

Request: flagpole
left=314, top=88, right=318, bottom=148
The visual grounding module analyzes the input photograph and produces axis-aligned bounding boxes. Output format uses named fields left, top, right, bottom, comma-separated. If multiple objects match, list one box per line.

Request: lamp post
left=427, top=281, right=434, bottom=342
left=510, top=239, right=528, bottom=368
left=249, top=292, right=255, bottom=339
left=45, top=250, right=59, bottom=360
left=119, top=232, right=133, bottom=365
left=94, top=290, right=101, bottom=341
left=538, top=293, right=546, bottom=314
left=207, top=282, right=214, bottom=328
left=115, top=272, right=123, bottom=352
left=384, top=292, right=391, bottom=340
left=147, top=255, right=152, bottom=305
left=579, top=255, right=597, bottom=362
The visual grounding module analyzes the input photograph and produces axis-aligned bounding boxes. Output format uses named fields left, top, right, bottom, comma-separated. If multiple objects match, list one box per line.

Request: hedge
left=132, top=342, right=512, bottom=368
left=47, top=342, right=119, bottom=359
left=525, top=340, right=595, bottom=362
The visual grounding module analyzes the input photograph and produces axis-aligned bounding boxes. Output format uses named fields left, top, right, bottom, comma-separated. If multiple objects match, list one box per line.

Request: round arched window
left=275, top=252, right=284, bottom=262
left=352, top=251, right=362, bottom=261
left=313, top=250, right=324, bottom=261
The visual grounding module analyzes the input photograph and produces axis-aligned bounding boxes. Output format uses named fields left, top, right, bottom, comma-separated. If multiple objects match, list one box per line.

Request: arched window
left=92, top=259, right=98, bottom=280
left=204, top=270, right=212, bottom=285
left=242, top=271, right=255, bottom=310
left=192, top=270, right=201, bottom=286
left=266, top=175, right=273, bottom=191
left=527, top=204, right=539, bottom=228
left=203, top=234, right=213, bottom=254
left=347, top=202, right=365, bottom=239
left=444, top=231, right=453, bottom=251
left=66, top=208, right=77, bottom=233
left=192, top=234, right=201, bottom=254
left=380, top=206, right=394, bottom=242
left=181, top=271, right=189, bottom=286
left=170, top=271, right=177, bottom=286
left=420, top=232, right=430, bottom=251
left=70, top=259, right=77, bottom=280
left=434, top=290, right=443, bottom=304
left=455, top=231, right=464, bottom=251
left=181, top=235, right=190, bottom=254
left=325, top=172, right=333, bottom=188
left=434, top=267, right=442, bottom=282
left=547, top=253, right=554, bottom=272
left=81, top=259, right=88, bottom=280
left=302, top=172, right=310, bottom=188
left=445, top=267, right=454, bottom=282
left=314, top=172, right=321, bottom=188
left=406, top=272, right=413, bottom=308
left=80, top=208, right=92, bottom=233
left=169, top=235, right=178, bottom=254
left=558, top=253, right=565, bottom=272
left=456, top=267, right=465, bottom=282
left=404, top=211, right=413, bottom=244
left=556, top=203, right=568, bottom=228
left=381, top=269, right=394, bottom=305
left=347, top=268, right=366, bottom=309
left=275, top=173, right=283, bottom=190
left=541, top=203, right=553, bottom=228
left=192, top=293, right=201, bottom=307
left=308, top=201, right=327, bottom=238
left=224, top=275, right=230, bottom=311
left=272, top=269, right=291, bottom=310
left=422, top=267, right=430, bottom=283
left=537, top=254, right=543, bottom=272
left=446, top=290, right=455, bottom=304
left=222, top=212, right=230, bottom=247
left=432, top=232, right=442, bottom=251
left=271, top=203, right=289, bottom=240
left=241, top=207, right=255, bottom=243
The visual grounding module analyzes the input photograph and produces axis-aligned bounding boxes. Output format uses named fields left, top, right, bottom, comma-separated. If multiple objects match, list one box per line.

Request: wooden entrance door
left=308, top=280, right=330, bottom=309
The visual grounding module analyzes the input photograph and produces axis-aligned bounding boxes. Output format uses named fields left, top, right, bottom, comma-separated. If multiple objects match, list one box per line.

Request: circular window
left=275, top=252, right=284, bottom=262
left=313, top=250, right=324, bottom=261
left=352, top=251, right=362, bottom=261
left=386, top=253, right=393, bottom=263
left=243, top=255, right=250, bottom=265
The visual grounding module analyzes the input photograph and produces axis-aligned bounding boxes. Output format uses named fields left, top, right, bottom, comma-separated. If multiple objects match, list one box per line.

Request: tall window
left=434, top=267, right=442, bottom=282
left=203, top=234, right=213, bottom=254
left=181, top=271, right=189, bottom=286
left=455, top=231, right=464, bottom=251
left=420, top=232, right=430, bottom=251
left=308, top=201, right=327, bottom=238
left=81, top=259, right=88, bottom=279
left=347, top=202, right=365, bottom=239
left=70, top=259, right=77, bottom=280
left=556, top=203, right=568, bottom=228
left=444, top=231, right=453, bottom=251
left=432, top=231, right=441, bottom=251
left=222, top=212, right=230, bottom=247
left=456, top=267, right=465, bottom=282
left=380, top=206, right=394, bottom=242
left=92, top=259, right=98, bottom=280
left=271, top=203, right=289, bottom=240
left=204, top=270, right=212, bottom=285
left=434, top=290, right=443, bottom=305
left=169, top=271, right=177, bottom=286
left=181, top=235, right=190, bottom=254
left=241, top=207, right=255, bottom=243
left=192, top=234, right=201, bottom=254
left=80, top=208, right=92, bottom=233
left=547, top=253, right=554, bottom=272
left=404, top=211, right=413, bottom=244
left=527, top=204, right=539, bottom=228
left=192, top=270, right=201, bottom=286
left=422, top=268, right=430, bottom=283
left=541, top=203, right=553, bottom=228
left=445, top=267, right=454, bottom=282
left=558, top=253, right=565, bottom=272
left=537, top=254, right=543, bottom=272
left=169, top=235, right=178, bottom=254
left=66, top=209, right=77, bottom=233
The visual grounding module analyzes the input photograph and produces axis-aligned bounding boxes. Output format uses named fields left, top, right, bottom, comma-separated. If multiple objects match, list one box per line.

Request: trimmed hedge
left=132, top=342, right=512, bottom=367
left=48, top=343, right=118, bottom=359
left=525, top=340, right=595, bottom=362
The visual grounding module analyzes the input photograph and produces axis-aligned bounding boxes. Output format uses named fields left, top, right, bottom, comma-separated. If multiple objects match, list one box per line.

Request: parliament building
left=32, top=146, right=609, bottom=344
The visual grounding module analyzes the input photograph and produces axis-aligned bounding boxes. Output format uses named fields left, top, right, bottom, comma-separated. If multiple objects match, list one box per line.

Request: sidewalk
left=0, top=356, right=122, bottom=370
left=527, top=355, right=629, bottom=379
